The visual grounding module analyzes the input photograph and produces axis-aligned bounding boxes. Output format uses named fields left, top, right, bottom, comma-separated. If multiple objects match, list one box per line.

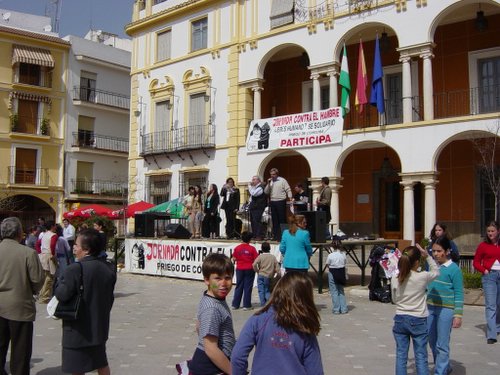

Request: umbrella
left=63, top=204, right=112, bottom=219
left=109, top=200, right=155, bottom=220
left=145, top=198, right=186, bottom=219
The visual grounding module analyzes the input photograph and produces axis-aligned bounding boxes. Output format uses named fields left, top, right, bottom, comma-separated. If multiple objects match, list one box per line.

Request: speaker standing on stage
left=248, top=176, right=267, bottom=241
left=220, top=177, right=240, bottom=239
left=264, top=168, right=292, bottom=241
left=316, top=177, right=332, bottom=223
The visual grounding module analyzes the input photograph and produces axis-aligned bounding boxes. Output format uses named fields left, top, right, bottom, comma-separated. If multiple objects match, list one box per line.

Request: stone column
left=330, top=177, right=343, bottom=234
left=422, top=175, right=439, bottom=238
left=421, top=50, right=434, bottom=121
left=400, top=54, right=413, bottom=123
left=400, top=178, right=416, bottom=244
left=252, top=85, right=263, bottom=120
left=311, top=72, right=321, bottom=111
left=327, top=67, right=339, bottom=107
left=309, top=177, right=322, bottom=211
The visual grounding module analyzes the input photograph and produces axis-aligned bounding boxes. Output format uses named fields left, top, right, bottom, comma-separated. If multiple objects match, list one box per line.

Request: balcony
left=10, top=115, right=50, bottom=136
left=8, top=166, right=49, bottom=186
left=344, top=84, right=500, bottom=129
left=140, top=123, right=215, bottom=156
left=72, top=130, right=129, bottom=154
left=70, top=178, right=127, bottom=198
left=72, top=86, right=130, bottom=110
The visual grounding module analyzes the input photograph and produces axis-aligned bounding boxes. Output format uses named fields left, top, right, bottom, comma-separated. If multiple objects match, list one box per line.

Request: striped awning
left=9, top=91, right=51, bottom=104
left=12, top=44, right=54, bottom=68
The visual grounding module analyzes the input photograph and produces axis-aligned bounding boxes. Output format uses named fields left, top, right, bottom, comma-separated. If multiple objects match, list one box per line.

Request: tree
left=470, top=119, right=500, bottom=222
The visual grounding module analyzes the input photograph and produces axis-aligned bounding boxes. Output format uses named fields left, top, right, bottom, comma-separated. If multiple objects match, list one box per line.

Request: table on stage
left=311, top=239, right=399, bottom=293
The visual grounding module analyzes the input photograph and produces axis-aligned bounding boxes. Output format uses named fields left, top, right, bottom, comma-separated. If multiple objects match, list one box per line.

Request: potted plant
left=10, top=114, right=19, bottom=132
left=40, top=118, right=50, bottom=135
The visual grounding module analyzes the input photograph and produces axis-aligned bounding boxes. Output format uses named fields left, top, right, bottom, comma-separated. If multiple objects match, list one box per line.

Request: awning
left=9, top=91, right=51, bottom=104
left=12, top=44, right=54, bottom=68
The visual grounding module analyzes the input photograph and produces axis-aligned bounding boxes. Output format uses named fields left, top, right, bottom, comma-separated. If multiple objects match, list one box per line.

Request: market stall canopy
left=109, top=200, right=155, bottom=220
left=63, top=204, right=112, bottom=219
left=145, top=198, right=186, bottom=219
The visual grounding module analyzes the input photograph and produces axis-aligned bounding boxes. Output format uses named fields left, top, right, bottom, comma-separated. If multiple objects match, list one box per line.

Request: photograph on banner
left=125, top=238, right=281, bottom=281
left=245, top=107, right=344, bottom=153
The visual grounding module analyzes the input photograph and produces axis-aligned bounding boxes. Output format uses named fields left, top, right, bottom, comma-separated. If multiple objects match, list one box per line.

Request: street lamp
left=134, top=96, right=147, bottom=153
left=204, top=86, right=217, bottom=125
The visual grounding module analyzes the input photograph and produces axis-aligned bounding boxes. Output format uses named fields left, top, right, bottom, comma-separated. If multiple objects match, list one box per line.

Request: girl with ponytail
left=391, top=244, right=439, bottom=375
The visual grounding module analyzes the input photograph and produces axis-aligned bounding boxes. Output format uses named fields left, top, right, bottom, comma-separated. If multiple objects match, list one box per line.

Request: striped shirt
left=196, top=291, right=235, bottom=358
left=427, top=260, right=464, bottom=317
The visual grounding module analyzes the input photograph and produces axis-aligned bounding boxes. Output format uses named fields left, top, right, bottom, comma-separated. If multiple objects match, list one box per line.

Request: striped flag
left=339, top=45, right=351, bottom=117
left=370, top=35, right=385, bottom=114
left=355, top=40, right=368, bottom=112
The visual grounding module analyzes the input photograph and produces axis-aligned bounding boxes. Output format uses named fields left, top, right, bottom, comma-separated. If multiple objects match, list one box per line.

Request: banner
left=245, top=107, right=343, bottom=153
left=125, top=238, right=281, bottom=281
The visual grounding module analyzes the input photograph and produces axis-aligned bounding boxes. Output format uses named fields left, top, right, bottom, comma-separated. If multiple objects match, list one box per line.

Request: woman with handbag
left=55, top=228, right=116, bottom=375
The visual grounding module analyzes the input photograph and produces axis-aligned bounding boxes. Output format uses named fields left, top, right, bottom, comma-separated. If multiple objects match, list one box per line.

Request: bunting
left=339, top=45, right=351, bottom=117
left=355, top=40, right=368, bottom=112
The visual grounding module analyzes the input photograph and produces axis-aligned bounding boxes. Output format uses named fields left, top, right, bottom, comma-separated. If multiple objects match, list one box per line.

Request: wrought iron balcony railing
left=343, top=84, right=500, bottom=129
left=140, top=123, right=215, bottom=156
left=72, top=130, right=129, bottom=153
left=70, top=178, right=127, bottom=197
left=72, top=86, right=130, bottom=110
left=8, top=166, right=49, bottom=186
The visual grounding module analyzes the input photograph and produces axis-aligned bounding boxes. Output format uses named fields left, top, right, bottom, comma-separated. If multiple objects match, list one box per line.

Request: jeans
left=328, top=271, right=347, bottom=313
left=232, top=269, right=255, bottom=309
left=393, top=314, right=429, bottom=375
left=427, top=305, right=454, bottom=375
left=257, top=275, right=271, bottom=306
left=482, top=270, right=500, bottom=340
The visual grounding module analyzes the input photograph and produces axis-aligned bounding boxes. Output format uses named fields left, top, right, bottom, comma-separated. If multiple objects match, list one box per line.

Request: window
left=75, top=161, right=94, bottom=193
left=77, top=116, right=95, bottom=147
left=15, top=148, right=37, bottom=184
left=157, top=30, right=171, bottom=62
left=80, top=71, right=96, bottom=102
left=19, top=63, right=41, bottom=86
left=478, top=56, right=500, bottom=113
left=385, top=72, right=402, bottom=125
left=188, top=93, right=206, bottom=145
left=17, top=99, right=39, bottom=134
left=146, top=175, right=170, bottom=205
left=270, top=0, right=294, bottom=29
left=302, top=78, right=330, bottom=112
left=191, top=17, right=207, bottom=51
left=153, top=0, right=167, bottom=4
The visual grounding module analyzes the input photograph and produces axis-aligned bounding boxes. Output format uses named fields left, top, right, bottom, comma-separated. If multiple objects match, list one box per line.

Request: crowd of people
left=2, top=211, right=500, bottom=375
left=181, top=169, right=333, bottom=242
left=1, top=216, right=115, bottom=375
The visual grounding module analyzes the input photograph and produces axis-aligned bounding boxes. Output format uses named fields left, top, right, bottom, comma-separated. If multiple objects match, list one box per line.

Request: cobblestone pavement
left=8, top=272, right=499, bottom=374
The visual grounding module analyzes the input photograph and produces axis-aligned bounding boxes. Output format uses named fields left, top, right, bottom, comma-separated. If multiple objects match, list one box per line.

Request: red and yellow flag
left=355, top=40, right=368, bottom=112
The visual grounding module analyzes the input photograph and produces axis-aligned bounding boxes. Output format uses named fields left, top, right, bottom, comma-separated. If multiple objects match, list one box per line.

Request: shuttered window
left=157, top=30, right=171, bottom=62
left=191, top=17, right=207, bottom=51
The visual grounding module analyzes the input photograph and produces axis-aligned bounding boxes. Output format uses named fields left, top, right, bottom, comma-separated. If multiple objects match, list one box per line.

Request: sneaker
left=242, top=307, right=253, bottom=311
left=231, top=306, right=239, bottom=310
left=487, top=338, right=497, bottom=344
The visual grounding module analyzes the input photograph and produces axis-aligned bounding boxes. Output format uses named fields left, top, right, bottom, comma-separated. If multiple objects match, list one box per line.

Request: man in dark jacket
left=248, top=175, right=267, bottom=241
left=0, top=217, right=44, bottom=375
left=220, top=177, right=241, bottom=239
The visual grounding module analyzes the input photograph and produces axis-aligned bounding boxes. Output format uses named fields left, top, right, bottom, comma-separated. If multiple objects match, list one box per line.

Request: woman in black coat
left=203, top=183, right=220, bottom=238
left=55, top=228, right=116, bottom=375
left=220, top=177, right=240, bottom=239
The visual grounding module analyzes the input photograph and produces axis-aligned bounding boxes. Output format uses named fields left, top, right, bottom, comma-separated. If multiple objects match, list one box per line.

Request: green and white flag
left=339, top=45, right=351, bottom=117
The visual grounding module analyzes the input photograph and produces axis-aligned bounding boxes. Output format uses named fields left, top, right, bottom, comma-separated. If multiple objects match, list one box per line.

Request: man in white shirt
left=62, top=219, right=76, bottom=249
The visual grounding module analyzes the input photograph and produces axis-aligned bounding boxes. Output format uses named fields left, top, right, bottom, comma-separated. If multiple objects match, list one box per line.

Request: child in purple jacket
left=231, top=272, right=323, bottom=375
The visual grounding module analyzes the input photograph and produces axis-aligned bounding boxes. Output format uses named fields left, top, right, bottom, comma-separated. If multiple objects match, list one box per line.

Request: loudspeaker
left=135, top=213, right=155, bottom=237
left=302, top=211, right=327, bottom=243
left=165, top=223, right=191, bottom=239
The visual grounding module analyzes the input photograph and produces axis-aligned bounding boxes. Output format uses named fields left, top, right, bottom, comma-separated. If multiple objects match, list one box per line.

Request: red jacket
left=232, top=243, right=258, bottom=270
left=473, top=242, right=500, bottom=274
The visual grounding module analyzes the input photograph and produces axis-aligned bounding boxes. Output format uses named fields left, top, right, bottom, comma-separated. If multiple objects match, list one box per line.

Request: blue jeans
left=482, top=270, right=500, bottom=340
left=427, top=305, right=453, bottom=375
left=232, top=269, right=255, bottom=309
left=393, top=314, right=429, bottom=375
left=328, top=271, right=347, bottom=313
left=257, top=275, right=271, bottom=306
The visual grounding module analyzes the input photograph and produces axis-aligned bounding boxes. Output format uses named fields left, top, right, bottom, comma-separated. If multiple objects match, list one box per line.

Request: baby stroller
left=368, top=245, right=391, bottom=303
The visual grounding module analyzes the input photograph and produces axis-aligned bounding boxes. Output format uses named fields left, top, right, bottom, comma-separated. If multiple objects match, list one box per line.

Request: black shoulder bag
left=55, top=262, right=83, bottom=320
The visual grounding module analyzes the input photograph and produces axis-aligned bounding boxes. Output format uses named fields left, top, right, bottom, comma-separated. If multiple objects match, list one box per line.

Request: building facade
left=0, top=10, right=69, bottom=227
left=126, top=0, right=500, bottom=251
left=63, top=30, right=131, bottom=217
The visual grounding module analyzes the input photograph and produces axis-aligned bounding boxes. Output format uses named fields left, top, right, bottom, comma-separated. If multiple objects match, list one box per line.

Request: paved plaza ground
left=7, top=271, right=499, bottom=374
